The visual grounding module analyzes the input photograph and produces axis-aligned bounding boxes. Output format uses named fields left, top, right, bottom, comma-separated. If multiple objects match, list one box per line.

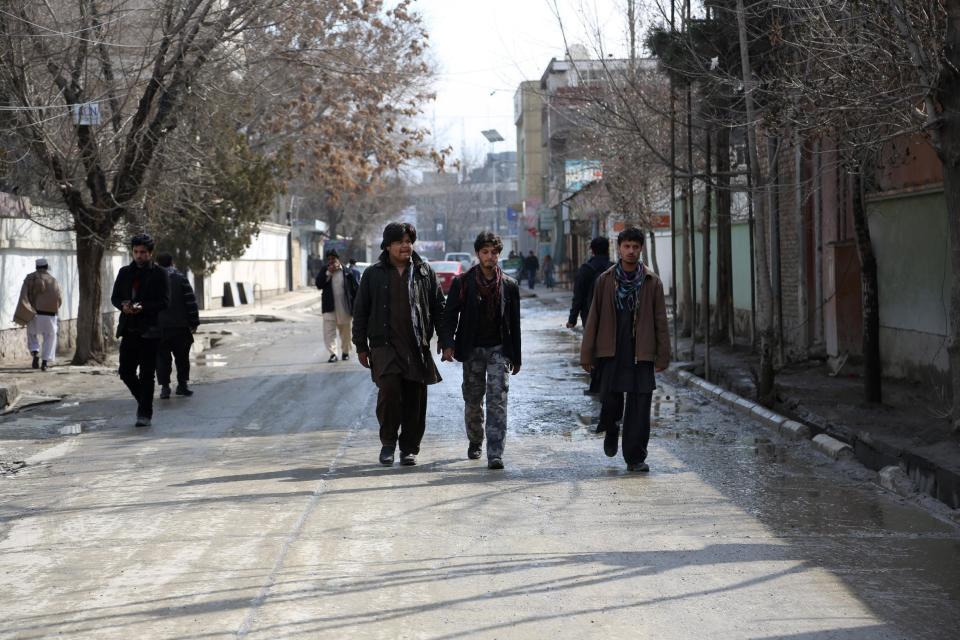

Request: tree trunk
left=647, top=228, right=661, bottom=275
left=736, top=0, right=777, bottom=404
left=937, top=0, right=960, bottom=431
left=715, top=124, right=734, bottom=343
left=680, top=184, right=693, bottom=337
left=72, top=229, right=107, bottom=364
left=701, top=129, right=713, bottom=377
left=850, top=165, right=882, bottom=403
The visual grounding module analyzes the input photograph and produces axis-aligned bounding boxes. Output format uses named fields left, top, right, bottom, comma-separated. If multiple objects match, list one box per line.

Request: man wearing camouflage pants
left=440, top=232, right=522, bottom=469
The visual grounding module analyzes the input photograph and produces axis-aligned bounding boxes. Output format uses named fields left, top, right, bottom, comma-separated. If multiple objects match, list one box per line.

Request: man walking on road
left=155, top=253, right=199, bottom=400
left=440, top=232, right=521, bottom=470
left=315, top=250, right=359, bottom=363
left=522, top=250, right=539, bottom=289
left=580, top=227, right=669, bottom=472
left=353, top=222, right=445, bottom=466
left=567, top=237, right=613, bottom=330
left=111, top=234, right=169, bottom=427
left=14, top=258, right=62, bottom=371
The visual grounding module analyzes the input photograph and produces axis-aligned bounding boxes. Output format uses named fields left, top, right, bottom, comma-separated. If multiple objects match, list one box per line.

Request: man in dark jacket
left=315, top=250, right=359, bottom=362
left=440, top=231, right=521, bottom=470
left=111, top=234, right=169, bottom=427
left=579, top=227, right=669, bottom=472
left=522, top=250, right=539, bottom=289
left=155, top=253, right=200, bottom=400
left=353, top=222, right=445, bottom=466
left=567, top=236, right=613, bottom=329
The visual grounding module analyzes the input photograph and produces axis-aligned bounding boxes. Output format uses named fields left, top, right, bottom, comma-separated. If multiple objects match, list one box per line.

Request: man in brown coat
left=14, top=258, right=63, bottom=371
left=580, top=227, right=669, bottom=472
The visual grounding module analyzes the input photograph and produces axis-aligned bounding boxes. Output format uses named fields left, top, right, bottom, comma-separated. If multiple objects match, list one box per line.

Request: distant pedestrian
left=580, top=227, right=669, bottom=472
left=567, top=237, right=613, bottom=330
left=542, top=254, right=555, bottom=290
left=523, top=250, right=539, bottom=289
left=315, top=250, right=359, bottom=363
left=111, top=234, right=169, bottom=427
left=440, top=231, right=521, bottom=470
left=13, top=258, right=62, bottom=371
left=155, top=253, right=199, bottom=400
left=353, top=222, right=445, bottom=466
left=347, top=258, right=361, bottom=281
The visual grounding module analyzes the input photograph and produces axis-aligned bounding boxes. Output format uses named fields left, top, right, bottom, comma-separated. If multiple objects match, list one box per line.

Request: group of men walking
left=13, top=223, right=670, bottom=473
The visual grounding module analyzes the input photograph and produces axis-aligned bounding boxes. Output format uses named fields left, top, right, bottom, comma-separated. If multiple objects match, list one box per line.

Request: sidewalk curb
left=668, top=368, right=960, bottom=517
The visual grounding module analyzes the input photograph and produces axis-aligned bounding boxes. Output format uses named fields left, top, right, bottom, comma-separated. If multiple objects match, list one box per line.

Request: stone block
left=0, top=382, right=20, bottom=409
left=878, top=465, right=917, bottom=498
left=812, top=434, right=854, bottom=460
left=780, top=420, right=811, bottom=441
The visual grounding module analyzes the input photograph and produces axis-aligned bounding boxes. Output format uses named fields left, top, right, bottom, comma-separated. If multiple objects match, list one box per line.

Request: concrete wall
left=203, top=222, right=291, bottom=309
left=867, top=189, right=950, bottom=389
left=0, top=216, right=126, bottom=362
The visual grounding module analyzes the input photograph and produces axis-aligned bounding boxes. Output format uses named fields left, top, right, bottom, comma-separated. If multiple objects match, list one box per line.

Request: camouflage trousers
left=462, top=346, right=511, bottom=460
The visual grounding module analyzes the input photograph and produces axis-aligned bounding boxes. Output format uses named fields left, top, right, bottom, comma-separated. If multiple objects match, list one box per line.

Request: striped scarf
left=614, top=262, right=644, bottom=311
left=474, top=265, right=502, bottom=321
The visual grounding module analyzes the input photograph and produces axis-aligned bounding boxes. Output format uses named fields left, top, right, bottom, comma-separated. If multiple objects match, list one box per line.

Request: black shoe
left=31, top=352, right=39, bottom=369
left=175, top=385, right=193, bottom=397
left=467, top=442, right=483, bottom=460
left=488, top=457, right=504, bottom=470
left=341, top=353, right=349, bottom=361
left=400, top=452, right=417, bottom=466
left=379, top=445, right=395, bottom=466
left=135, top=415, right=151, bottom=427
left=40, top=360, right=48, bottom=371
left=603, top=428, right=619, bottom=458
left=327, top=354, right=338, bottom=363
left=159, top=385, right=171, bottom=399
left=627, top=462, right=650, bottom=472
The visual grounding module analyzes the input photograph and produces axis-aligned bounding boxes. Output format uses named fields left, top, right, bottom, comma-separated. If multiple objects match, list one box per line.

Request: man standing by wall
left=155, top=253, right=199, bottom=400
left=111, top=234, right=169, bottom=427
left=14, top=258, right=62, bottom=371
left=440, top=232, right=521, bottom=470
left=315, top=250, right=359, bottom=363
left=353, top=222, right=445, bottom=466
left=580, top=228, right=669, bottom=472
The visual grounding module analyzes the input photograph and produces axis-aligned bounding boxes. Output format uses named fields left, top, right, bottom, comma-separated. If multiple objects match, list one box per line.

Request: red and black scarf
left=474, top=266, right=502, bottom=320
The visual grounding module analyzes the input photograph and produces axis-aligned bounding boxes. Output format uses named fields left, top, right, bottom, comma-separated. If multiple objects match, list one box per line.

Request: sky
left=414, top=0, right=636, bottom=172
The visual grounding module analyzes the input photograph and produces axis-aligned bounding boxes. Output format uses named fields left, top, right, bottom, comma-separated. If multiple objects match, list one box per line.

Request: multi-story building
left=514, top=81, right=546, bottom=256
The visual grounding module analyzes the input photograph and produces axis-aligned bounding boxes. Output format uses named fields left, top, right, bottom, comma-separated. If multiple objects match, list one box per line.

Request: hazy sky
left=414, top=0, right=635, bottom=169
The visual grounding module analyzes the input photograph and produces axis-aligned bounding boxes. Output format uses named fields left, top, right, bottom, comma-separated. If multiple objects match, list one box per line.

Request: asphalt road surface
left=1, top=296, right=958, bottom=639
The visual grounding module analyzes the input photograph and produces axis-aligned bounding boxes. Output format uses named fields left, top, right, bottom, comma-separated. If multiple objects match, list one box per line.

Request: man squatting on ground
left=353, top=222, right=445, bottom=467
left=440, top=232, right=522, bottom=470
left=580, top=227, right=669, bottom=472
left=315, top=249, right=359, bottom=363
left=14, top=258, right=63, bottom=371
left=111, top=234, right=169, bottom=427
left=155, top=253, right=200, bottom=400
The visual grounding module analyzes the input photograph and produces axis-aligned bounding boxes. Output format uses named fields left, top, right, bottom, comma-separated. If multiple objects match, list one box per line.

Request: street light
left=481, top=129, right=504, bottom=234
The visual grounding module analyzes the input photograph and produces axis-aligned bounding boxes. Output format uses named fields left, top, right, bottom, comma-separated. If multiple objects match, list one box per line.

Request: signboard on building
left=564, top=160, right=602, bottom=194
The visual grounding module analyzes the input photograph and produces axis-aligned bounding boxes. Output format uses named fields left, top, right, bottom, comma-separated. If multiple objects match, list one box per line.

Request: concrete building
left=514, top=81, right=546, bottom=256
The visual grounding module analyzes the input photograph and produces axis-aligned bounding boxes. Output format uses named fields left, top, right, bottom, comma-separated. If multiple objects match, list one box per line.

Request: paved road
left=1, top=296, right=958, bottom=639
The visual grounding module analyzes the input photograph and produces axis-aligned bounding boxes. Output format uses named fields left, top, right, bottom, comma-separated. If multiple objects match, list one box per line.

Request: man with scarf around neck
left=353, top=222, right=445, bottom=467
left=580, top=227, right=669, bottom=471
left=111, top=234, right=170, bottom=427
left=440, top=232, right=522, bottom=470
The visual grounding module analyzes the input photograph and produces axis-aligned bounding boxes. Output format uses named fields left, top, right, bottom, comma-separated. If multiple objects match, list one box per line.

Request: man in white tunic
left=315, top=250, right=359, bottom=363
left=14, top=258, right=63, bottom=371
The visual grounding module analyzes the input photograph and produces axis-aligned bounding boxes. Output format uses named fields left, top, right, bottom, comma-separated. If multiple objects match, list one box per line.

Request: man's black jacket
left=352, top=251, right=445, bottom=354
left=439, top=268, right=521, bottom=367
left=111, top=261, right=170, bottom=339
left=158, top=267, right=199, bottom=334
left=568, top=254, right=613, bottom=326
left=315, top=266, right=359, bottom=315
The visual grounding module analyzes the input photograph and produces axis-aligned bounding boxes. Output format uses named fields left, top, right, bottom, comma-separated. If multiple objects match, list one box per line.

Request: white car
left=444, top=252, right=475, bottom=270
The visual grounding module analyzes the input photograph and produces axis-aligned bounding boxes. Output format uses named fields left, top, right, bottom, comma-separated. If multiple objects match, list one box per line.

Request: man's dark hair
left=156, top=253, right=173, bottom=268
left=617, top=227, right=645, bottom=246
left=326, top=249, right=339, bottom=259
left=590, top=236, right=609, bottom=256
left=130, top=233, right=155, bottom=251
left=381, top=222, right=417, bottom=250
left=474, top=231, right=503, bottom=254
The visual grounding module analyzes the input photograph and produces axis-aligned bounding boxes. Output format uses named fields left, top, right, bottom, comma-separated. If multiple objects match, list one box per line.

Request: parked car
left=444, top=252, right=475, bottom=270
left=499, top=257, right=521, bottom=280
left=352, top=262, right=371, bottom=278
left=430, top=260, right=463, bottom=294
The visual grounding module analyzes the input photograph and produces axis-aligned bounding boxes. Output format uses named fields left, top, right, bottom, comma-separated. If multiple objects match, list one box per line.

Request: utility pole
left=669, top=0, right=679, bottom=359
